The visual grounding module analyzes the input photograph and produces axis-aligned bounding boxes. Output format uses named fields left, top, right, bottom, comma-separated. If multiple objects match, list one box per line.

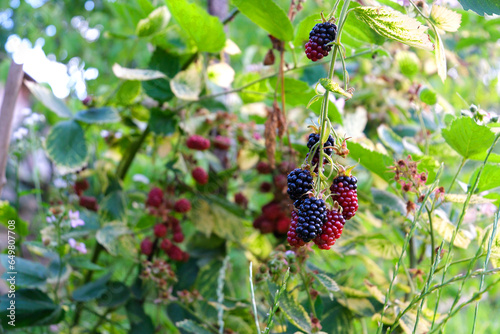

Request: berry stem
left=316, top=0, right=352, bottom=195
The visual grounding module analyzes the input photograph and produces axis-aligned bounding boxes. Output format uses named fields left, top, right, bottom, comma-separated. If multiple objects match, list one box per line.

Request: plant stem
left=431, top=134, right=500, bottom=330
left=447, top=157, right=466, bottom=193
left=249, top=262, right=260, bottom=334
left=299, top=267, right=317, bottom=318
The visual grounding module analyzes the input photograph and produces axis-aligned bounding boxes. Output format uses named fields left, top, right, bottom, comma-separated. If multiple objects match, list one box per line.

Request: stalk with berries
left=287, top=0, right=357, bottom=250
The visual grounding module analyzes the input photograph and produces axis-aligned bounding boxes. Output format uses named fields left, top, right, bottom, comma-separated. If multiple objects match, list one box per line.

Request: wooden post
left=0, top=61, right=24, bottom=196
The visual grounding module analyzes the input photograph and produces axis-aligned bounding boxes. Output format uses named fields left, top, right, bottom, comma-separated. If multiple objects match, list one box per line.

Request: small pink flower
left=69, top=210, right=85, bottom=228
left=68, top=238, right=87, bottom=254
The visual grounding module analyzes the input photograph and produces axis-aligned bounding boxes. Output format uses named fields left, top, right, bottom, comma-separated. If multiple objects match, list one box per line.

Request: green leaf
left=372, top=188, right=406, bottom=215
left=354, top=7, right=434, bottom=50
left=166, top=0, right=225, bottom=52
left=68, top=257, right=104, bottom=271
left=419, top=86, right=438, bottom=105
left=24, top=81, right=73, bottom=118
left=319, top=78, right=353, bottom=99
left=75, top=107, right=120, bottom=124
left=442, top=117, right=495, bottom=158
left=280, top=294, right=312, bottom=333
left=0, top=289, right=64, bottom=327
left=142, top=49, right=180, bottom=103
left=170, top=62, right=202, bottom=100
left=176, top=319, right=212, bottom=334
left=399, top=312, right=431, bottom=334
left=126, top=299, right=155, bottom=334
left=233, top=0, right=293, bottom=41
left=97, top=282, right=130, bottom=307
left=112, top=63, right=166, bottom=81
left=100, top=191, right=126, bottom=221
left=234, top=73, right=268, bottom=103
left=396, top=51, right=421, bottom=77
left=294, top=15, right=319, bottom=47
left=45, top=120, right=88, bottom=169
left=72, top=272, right=112, bottom=301
left=471, top=163, right=500, bottom=192
left=0, top=201, right=29, bottom=236
left=136, top=6, right=170, bottom=37
left=96, top=223, right=130, bottom=256
left=1, top=255, right=48, bottom=287
left=135, top=214, right=157, bottom=229
left=364, top=234, right=402, bottom=259
left=430, top=5, right=461, bottom=32
left=429, top=215, right=471, bottom=249
left=377, top=124, right=404, bottom=153
left=116, top=80, right=142, bottom=105
left=343, top=7, right=386, bottom=46
left=149, top=109, right=178, bottom=135
left=431, top=26, right=447, bottom=83
left=347, top=142, right=394, bottom=182
left=458, top=0, right=500, bottom=16
left=314, top=272, right=340, bottom=300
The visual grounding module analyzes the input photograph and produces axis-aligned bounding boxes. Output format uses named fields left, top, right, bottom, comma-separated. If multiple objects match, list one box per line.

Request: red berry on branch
left=154, top=224, right=168, bottom=238
left=186, top=135, right=210, bottom=151
left=160, top=238, right=172, bottom=252
left=174, top=199, right=191, bottom=213
left=192, top=167, right=209, bottom=185
left=173, top=232, right=184, bottom=243
left=313, top=209, right=345, bottom=250
left=287, top=211, right=306, bottom=247
left=140, top=238, right=154, bottom=255
left=146, top=187, right=164, bottom=208
left=234, top=192, right=248, bottom=208
left=331, top=175, right=358, bottom=220
left=74, top=179, right=90, bottom=196
left=256, top=161, right=272, bottom=174
left=213, top=135, right=231, bottom=150
left=79, top=195, right=99, bottom=212
left=166, top=244, right=184, bottom=261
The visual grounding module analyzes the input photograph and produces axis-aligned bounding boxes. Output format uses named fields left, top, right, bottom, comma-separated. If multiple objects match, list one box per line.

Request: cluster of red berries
left=141, top=187, right=190, bottom=262
left=252, top=161, right=296, bottom=235
left=74, top=178, right=99, bottom=212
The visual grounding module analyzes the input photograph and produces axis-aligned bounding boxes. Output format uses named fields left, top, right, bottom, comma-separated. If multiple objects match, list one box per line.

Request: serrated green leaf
left=97, top=282, right=130, bottom=307
left=96, top=222, right=130, bottom=256
left=45, top=120, right=87, bottom=168
left=444, top=194, right=494, bottom=204
left=149, top=109, right=178, bottom=135
left=294, top=14, right=319, bottom=47
left=233, top=0, right=293, bottom=41
left=372, top=188, right=406, bottom=215
left=364, top=234, right=402, bottom=259
left=348, top=142, right=394, bottom=182
left=280, top=294, right=312, bottom=333
left=430, top=5, right=461, bottom=32
left=377, top=124, right=404, bottom=153
left=112, top=63, right=166, bottom=81
left=354, top=7, right=434, bottom=50
left=442, top=117, right=496, bottom=159
left=0, top=255, right=48, bottom=287
left=136, top=6, right=170, bottom=37
left=364, top=281, right=386, bottom=304
left=116, top=80, right=141, bottom=105
left=399, top=312, right=431, bottom=334
left=471, top=163, right=500, bottom=192
left=166, top=0, right=225, bottom=52
left=75, top=107, right=120, bottom=124
left=72, top=272, right=112, bottom=301
left=429, top=215, right=471, bottom=249
left=24, top=81, right=73, bottom=118
left=314, top=272, right=340, bottom=300
left=458, top=0, right=500, bottom=16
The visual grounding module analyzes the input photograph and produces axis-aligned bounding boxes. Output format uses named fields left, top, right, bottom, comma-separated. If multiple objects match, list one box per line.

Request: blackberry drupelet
left=305, top=22, right=338, bottom=62
left=296, top=197, right=327, bottom=242
left=287, top=168, right=314, bottom=205
left=331, top=175, right=359, bottom=220
left=313, top=209, right=345, bottom=250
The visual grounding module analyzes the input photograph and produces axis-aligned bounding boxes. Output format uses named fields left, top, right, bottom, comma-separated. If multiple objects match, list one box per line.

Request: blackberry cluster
left=330, top=175, right=358, bottom=220
left=306, top=133, right=335, bottom=169
left=305, top=22, right=337, bottom=62
left=313, top=209, right=345, bottom=250
left=295, top=197, right=327, bottom=242
left=287, top=168, right=313, bottom=206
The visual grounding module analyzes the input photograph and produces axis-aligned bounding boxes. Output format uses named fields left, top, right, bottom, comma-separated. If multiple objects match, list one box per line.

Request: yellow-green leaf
left=319, top=78, right=353, bottom=99
left=430, top=215, right=471, bottom=249
left=354, top=6, right=434, bottom=51
left=430, top=5, right=461, bottom=32
left=444, top=194, right=494, bottom=204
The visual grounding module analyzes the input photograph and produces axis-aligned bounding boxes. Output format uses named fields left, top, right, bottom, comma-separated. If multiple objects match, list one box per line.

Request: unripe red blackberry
left=213, top=135, right=231, bottom=150
left=262, top=202, right=282, bottom=220
left=154, top=224, right=168, bottom=238
left=234, top=192, right=248, bottom=208
left=79, top=195, right=99, bottom=212
left=287, top=168, right=314, bottom=205
left=276, top=216, right=291, bottom=234
left=256, top=161, right=272, bottom=174
left=186, top=135, right=210, bottom=151
left=74, top=179, right=90, bottom=196
left=287, top=211, right=306, bottom=247
left=273, top=174, right=287, bottom=190
left=253, top=216, right=274, bottom=234
left=330, top=175, right=358, bottom=220
left=173, top=232, right=184, bottom=243
left=313, top=209, right=345, bottom=250
left=260, top=182, right=272, bottom=193
left=192, top=167, right=209, bottom=185
left=166, top=244, right=184, bottom=261
left=174, top=198, right=191, bottom=213
left=146, top=187, right=164, bottom=208
left=160, top=238, right=172, bottom=251
left=296, top=197, right=327, bottom=242
left=305, top=22, right=337, bottom=62
left=140, top=238, right=154, bottom=255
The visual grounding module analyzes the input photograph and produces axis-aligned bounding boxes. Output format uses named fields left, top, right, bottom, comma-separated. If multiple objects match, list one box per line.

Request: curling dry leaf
left=354, top=7, right=434, bottom=51
left=430, top=5, right=461, bottom=32
left=273, top=101, right=287, bottom=138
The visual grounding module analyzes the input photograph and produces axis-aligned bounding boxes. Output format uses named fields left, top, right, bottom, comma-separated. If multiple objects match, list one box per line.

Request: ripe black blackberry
left=295, top=197, right=327, bottom=242
left=287, top=168, right=313, bottom=205
left=305, top=22, right=337, bottom=62
left=331, top=175, right=358, bottom=220
left=306, top=133, right=335, bottom=171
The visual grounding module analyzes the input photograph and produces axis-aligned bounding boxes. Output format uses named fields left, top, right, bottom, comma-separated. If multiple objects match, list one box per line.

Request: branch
left=0, top=61, right=24, bottom=196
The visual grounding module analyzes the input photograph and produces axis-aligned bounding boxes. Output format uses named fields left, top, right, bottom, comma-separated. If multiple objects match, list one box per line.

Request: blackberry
left=287, top=168, right=314, bottom=205
left=305, top=22, right=337, bottom=62
left=313, top=209, right=345, bottom=250
left=186, top=135, right=210, bottom=151
left=296, top=197, right=327, bottom=242
left=307, top=133, right=334, bottom=156
left=331, top=175, right=358, bottom=220
left=192, top=167, right=209, bottom=185
left=287, top=211, right=306, bottom=247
